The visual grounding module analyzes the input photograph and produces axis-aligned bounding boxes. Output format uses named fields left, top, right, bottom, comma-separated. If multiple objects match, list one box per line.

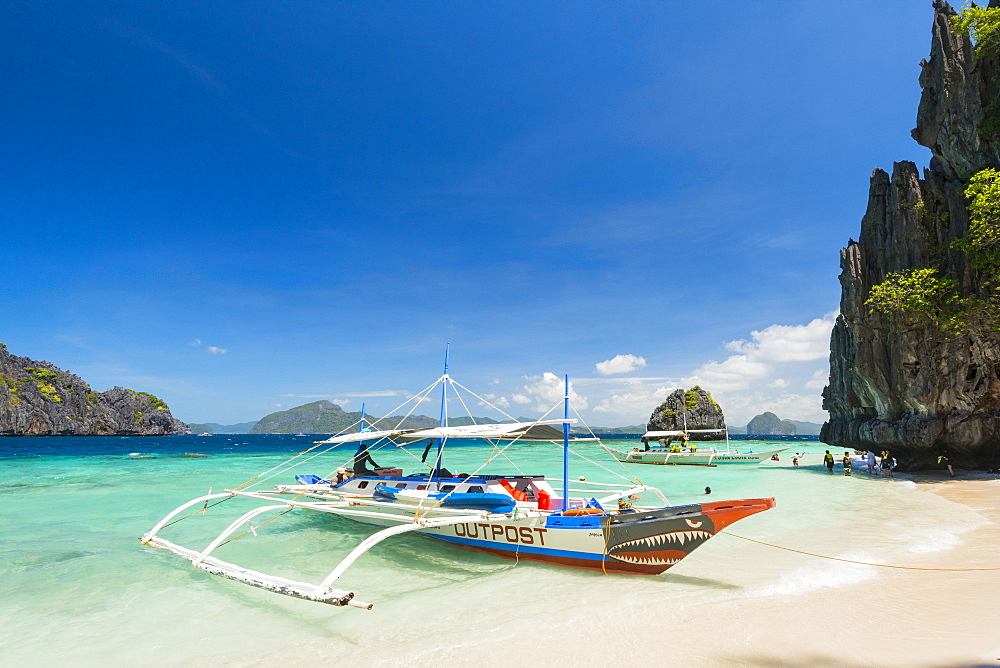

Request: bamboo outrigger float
left=141, top=351, right=775, bottom=609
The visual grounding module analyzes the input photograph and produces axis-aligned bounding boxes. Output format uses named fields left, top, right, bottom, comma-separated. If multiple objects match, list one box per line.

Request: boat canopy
left=642, top=428, right=727, bottom=438
left=316, top=419, right=578, bottom=445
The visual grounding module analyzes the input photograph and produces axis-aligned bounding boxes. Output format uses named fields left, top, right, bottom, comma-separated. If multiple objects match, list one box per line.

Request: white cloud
left=579, top=314, right=836, bottom=426
left=511, top=393, right=531, bottom=405
left=804, top=369, right=828, bottom=390
left=517, top=372, right=588, bottom=412
left=723, top=316, right=834, bottom=363
left=595, top=354, right=647, bottom=376
left=718, top=390, right=826, bottom=426
left=189, top=338, right=202, bottom=347
left=477, top=393, right=510, bottom=409
left=592, top=378, right=676, bottom=420
left=490, top=378, right=501, bottom=385
left=207, top=346, right=228, bottom=354
left=687, top=314, right=835, bottom=392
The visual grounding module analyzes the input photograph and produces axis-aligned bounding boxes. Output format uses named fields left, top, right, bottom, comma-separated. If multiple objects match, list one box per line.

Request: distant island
left=191, top=398, right=824, bottom=438
left=735, top=412, right=822, bottom=436
left=189, top=400, right=650, bottom=436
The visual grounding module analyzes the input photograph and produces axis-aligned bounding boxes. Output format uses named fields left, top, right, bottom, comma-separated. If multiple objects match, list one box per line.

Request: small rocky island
left=823, top=1, right=1000, bottom=470
left=0, top=343, right=188, bottom=436
left=647, top=386, right=725, bottom=440
left=746, top=412, right=796, bottom=436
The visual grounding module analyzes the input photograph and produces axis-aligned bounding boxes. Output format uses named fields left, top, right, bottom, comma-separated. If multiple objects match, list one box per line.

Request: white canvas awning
left=642, top=428, right=726, bottom=438
left=316, top=419, right=578, bottom=445
left=396, top=419, right=575, bottom=442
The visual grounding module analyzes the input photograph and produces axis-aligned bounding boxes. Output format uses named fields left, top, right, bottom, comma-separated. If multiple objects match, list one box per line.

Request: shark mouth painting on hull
left=607, top=528, right=713, bottom=568
left=601, top=498, right=775, bottom=574
left=604, top=516, right=716, bottom=574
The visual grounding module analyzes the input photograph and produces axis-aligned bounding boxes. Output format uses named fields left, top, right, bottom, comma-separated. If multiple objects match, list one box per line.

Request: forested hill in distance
left=244, top=400, right=511, bottom=435
left=191, top=400, right=648, bottom=435
left=185, top=421, right=258, bottom=434
left=729, top=412, right=823, bottom=436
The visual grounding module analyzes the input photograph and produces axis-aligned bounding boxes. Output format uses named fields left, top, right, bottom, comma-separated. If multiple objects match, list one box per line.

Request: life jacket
left=499, top=478, right=528, bottom=502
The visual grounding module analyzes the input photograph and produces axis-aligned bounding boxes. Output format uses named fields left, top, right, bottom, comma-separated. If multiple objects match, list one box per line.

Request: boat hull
left=613, top=446, right=789, bottom=466
left=333, top=497, right=776, bottom=574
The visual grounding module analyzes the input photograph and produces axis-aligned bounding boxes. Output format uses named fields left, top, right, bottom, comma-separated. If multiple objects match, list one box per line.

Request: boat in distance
left=141, top=352, right=775, bottom=609
left=609, top=429, right=790, bottom=466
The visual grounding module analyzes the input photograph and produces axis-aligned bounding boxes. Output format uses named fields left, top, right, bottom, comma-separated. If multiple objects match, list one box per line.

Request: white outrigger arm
left=139, top=490, right=539, bottom=610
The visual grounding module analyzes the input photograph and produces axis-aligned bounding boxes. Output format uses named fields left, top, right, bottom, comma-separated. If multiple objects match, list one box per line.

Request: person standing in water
left=881, top=450, right=895, bottom=478
left=823, top=450, right=835, bottom=472
left=866, top=450, right=877, bottom=475
left=938, top=449, right=955, bottom=478
left=843, top=451, right=853, bottom=476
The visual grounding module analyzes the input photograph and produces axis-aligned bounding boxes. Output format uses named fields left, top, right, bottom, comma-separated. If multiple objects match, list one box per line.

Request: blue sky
left=2, top=1, right=933, bottom=427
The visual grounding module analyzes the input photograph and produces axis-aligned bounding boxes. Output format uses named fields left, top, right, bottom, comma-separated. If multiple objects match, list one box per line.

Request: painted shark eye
left=685, top=519, right=703, bottom=528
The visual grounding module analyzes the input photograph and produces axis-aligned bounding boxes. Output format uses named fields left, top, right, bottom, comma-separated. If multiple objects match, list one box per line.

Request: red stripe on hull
left=700, top=497, right=776, bottom=531
left=424, top=536, right=672, bottom=575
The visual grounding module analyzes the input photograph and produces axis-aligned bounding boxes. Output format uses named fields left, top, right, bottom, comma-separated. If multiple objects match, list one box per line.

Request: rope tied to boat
left=721, top=531, right=1000, bottom=571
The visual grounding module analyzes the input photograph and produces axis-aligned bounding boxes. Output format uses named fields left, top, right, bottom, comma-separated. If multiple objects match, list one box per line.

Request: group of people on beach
left=822, top=449, right=895, bottom=477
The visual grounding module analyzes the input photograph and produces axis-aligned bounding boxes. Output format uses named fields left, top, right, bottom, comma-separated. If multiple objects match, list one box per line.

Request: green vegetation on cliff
left=952, top=5, right=1000, bottom=57
left=867, top=168, right=1000, bottom=333
left=249, top=400, right=507, bottom=434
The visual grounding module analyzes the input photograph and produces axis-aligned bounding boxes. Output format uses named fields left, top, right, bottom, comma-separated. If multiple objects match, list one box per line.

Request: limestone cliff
left=0, top=344, right=189, bottom=436
left=646, top=387, right=725, bottom=440
left=822, top=1, right=1000, bottom=470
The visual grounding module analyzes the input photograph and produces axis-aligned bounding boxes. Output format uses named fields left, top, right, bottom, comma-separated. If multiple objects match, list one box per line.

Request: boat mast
left=562, top=374, right=569, bottom=511
left=432, top=344, right=450, bottom=481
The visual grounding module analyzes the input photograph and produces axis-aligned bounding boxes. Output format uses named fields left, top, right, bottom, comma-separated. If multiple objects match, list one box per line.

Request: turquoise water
left=0, top=436, right=987, bottom=666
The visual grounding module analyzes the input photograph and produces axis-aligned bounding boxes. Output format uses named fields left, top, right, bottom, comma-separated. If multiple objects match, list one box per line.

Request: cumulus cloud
left=582, top=314, right=835, bottom=425
left=686, top=314, right=835, bottom=392
left=595, top=354, right=647, bottom=376
left=718, top=390, right=826, bottom=425
left=477, top=393, right=510, bottom=409
left=511, top=394, right=531, bottom=405
left=804, top=369, right=828, bottom=390
left=207, top=346, right=228, bottom=354
left=593, top=378, right=676, bottom=418
left=517, top=372, right=588, bottom=412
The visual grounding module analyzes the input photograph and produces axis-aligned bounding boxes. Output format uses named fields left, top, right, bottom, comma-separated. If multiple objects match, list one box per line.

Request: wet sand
left=701, top=474, right=1000, bottom=667
left=413, top=474, right=1000, bottom=667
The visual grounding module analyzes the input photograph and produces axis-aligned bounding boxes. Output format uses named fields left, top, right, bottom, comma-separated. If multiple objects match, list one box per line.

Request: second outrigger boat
left=610, top=429, right=789, bottom=466
left=141, top=350, right=775, bottom=609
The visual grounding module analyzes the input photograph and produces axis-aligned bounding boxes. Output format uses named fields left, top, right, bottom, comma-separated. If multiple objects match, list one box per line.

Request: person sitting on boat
left=335, top=468, right=349, bottom=484
left=683, top=434, right=696, bottom=452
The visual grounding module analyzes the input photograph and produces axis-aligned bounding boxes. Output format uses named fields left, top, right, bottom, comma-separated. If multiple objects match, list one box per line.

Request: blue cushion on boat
left=295, top=474, right=332, bottom=485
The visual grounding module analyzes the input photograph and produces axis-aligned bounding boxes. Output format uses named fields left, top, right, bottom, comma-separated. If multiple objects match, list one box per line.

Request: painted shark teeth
left=610, top=530, right=712, bottom=553
left=608, top=555, right=682, bottom=565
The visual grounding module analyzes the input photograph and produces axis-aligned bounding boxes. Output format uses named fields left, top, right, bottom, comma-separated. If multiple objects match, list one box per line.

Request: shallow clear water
left=0, top=436, right=987, bottom=666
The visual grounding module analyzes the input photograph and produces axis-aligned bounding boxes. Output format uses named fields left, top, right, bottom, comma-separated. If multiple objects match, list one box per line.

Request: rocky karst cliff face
left=0, top=344, right=188, bottom=436
left=822, top=1, right=1000, bottom=469
left=647, top=387, right=725, bottom=440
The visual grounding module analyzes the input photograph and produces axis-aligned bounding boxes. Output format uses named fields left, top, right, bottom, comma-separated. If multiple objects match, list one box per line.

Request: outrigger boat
left=610, top=429, right=789, bottom=466
left=141, top=352, right=775, bottom=610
